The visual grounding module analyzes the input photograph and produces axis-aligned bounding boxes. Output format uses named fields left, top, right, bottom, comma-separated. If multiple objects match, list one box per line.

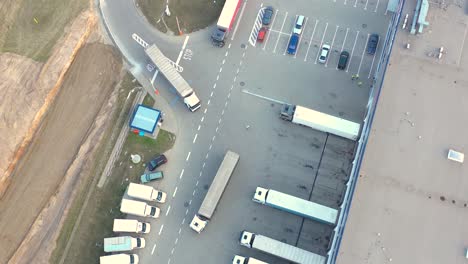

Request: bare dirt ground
left=0, top=39, right=122, bottom=264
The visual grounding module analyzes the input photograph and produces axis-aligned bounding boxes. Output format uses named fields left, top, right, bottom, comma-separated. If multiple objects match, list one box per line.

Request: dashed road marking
left=219, top=67, right=223, bottom=73
left=171, top=248, right=175, bottom=255
left=189, top=200, right=192, bottom=205
left=204, top=108, right=207, bottom=114
left=173, top=187, right=178, bottom=197
left=182, top=218, right=185, bottom=225
left=212, top=135, right=216, bottom=141
left=166, top=205, right=171, bottom=216
left=209, top=144, right=212, bottom=150
left=222, top=59, right=225, bottom=64
left=178, top=228, right=182, bottom=235
left=201, top=116, right=205, bottom=122
left=151, top=244, right=156, bottom=254
left=175, top=238, right=179, bottom=244
left=186, top=207, right=189, bottom=214
left=225, top=51, right=229, bottom=57
left=186, top=152, right=191, bottom=161
left=202, top=162, right=206, bottom=168
left=197, top=125, right=201, bottom=131
left=196, top=180, right=199, bottom=186
left=159, top=225, right=164, bottom=235
left=179, top=169, right=184, bottom=179
left=192, top=189, right=196, bottom=196
left=193, top=134, right=198, bottom=143
left=213, top=83, right=217, bottom=89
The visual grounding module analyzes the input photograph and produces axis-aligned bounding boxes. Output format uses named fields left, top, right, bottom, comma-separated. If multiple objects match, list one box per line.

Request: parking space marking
left=325, top=25, right=339, bottom=67
left=315, top=22, right=329, bottom=64
left=249, top=6, right=265, bottom=46
left=347, top=30, right=359, bottom=73
left=375, top=0, right=380, bottom=12
left=159, top=225, right=164, bottom=235
left=368, top=46, right=378, bottom=78
left=166, top=205, right=171, bottom=216
left=304, top=19, right=318, bottom=62
left=294, top=17, right=308, bottom=58
left=173, top=187, right=178, bottom=197
left=341, top=28, right=349, bottom=52
left=241, top=89, right=286, bottom=105
left=269, top=29, right=290, bottom=35
left=263, top=9, right=279, bottom=50
left=357, top=33, right=370, bottom=76
left=354, top=0, right=358, bottom=7
left=273, top=12, right=288, bottom=53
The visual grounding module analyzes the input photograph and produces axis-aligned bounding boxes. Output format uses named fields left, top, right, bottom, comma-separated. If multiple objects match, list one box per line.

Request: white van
left=113, top=219, right=151, bottom=234
left=100, top=254, right=139, bottom=264
left=293, top=15, right=305, bottom=35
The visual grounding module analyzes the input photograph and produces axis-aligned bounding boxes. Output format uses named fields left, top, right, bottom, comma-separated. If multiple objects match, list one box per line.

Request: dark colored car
left=257, top=27, right=267, bottom=42
left=147, top=154, right=167, bottom=171
left=287, top=34, right=300, bottom=55
left=367, top=34, right=379, bottom=55
left=262, top=6, right=274, bottom=25
left=337, top=51, right=350, bottom=70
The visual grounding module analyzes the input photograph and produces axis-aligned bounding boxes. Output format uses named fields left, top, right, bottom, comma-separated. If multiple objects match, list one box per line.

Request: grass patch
left=50, top=73, right=176, bottom=264
left=1, top=0, right=88, bottom=61
left=142, top=93, right=155, bottom=107
left=138, top=0, right=225, bottom=34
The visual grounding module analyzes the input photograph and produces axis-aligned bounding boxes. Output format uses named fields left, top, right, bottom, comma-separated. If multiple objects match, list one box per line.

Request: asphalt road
left=98, top=0, right=391, bottom=263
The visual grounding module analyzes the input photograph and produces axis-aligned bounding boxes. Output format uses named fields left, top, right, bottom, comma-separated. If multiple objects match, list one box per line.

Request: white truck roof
left=128, top=183, right=157, bottom=202
left=100, top=254, right=139, bottom=264
left=113, top=219, right=149, bottom=233
left=217, top=0, right=240, bottom=29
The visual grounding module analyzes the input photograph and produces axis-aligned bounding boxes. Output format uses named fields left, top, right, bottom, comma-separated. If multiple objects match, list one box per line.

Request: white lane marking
left=179, top=169, right=184, bottom=179
left=159, top=225, right=164, bottom=235
left=241, top=89, right=286, bottom=104
left=175, top=238, right=179, bottom=245
left=304, top=19, right=318, bottom=62
left=216, top=75, right=219, bottom=81
left=176, top=36, right=190, bottom=65
left=231, top=0, right=247, bottom=41
left=218, top=118, right=222, bottom=124
left=325, top=25, right=339, bottom=67
left=186, top=152, right=191, bottom=161
left=171, top=248, right=175, bottom=255
left=344, top=0, right=347, bottom=5
left=341, top=28, right=349, bottom=52
left=294, top=17, right=308, bottom=58
left=204, top=108, right=207, bottom=114
left=225, top=51, right=229, bottom=57
left=268, top=29, right=291, bottom=35
left=151, top=244, right=156, bottom=255
left=227, top=92, right=231, bottom=98
left=364, top=0, right=369, bottom=10
left=201, top=116, right=205, bottom=122
left=173, top=187, right=178, bottom=197
left=178, top=228, right=182, bottom=234
left=222, top=59, right=225, bottom=64
left=216, top=126, right=219, bottom=132
left=224, top=101, right=228, bottom=107
left=347, top=30, right=360, bottom=73
left=273, top=12, right=288, bottom=53
left=168, top=259, right=171, bottom=264
left=228, top=43, right=232, bottom=49
left=209, top=144, right=212, bottom=150
left=357, top=34, right=370, bottom=76
left=213, top=83, right=217, bottom=89
left=206, top=152, right=210, bottom=159
left=186, top=208, right=189, bottom=214
left=315, top=22, right=329, bottom=64
left=207, top=99, right=211, bottom=105
left=354, top=0, right=358, bottom=7
left=234, top=76, right=237, bottom=82
left=263, top=9, right=278, bottom=50
left=219, top=67, right=223, bottom=73
left=192, top=189, right=196, bottom=196
left=222, top=109, right=225, bottom=115
left=151, top=70, right=159, bottom=85
left=375, top=0, right=380, bottom=12
left=193, top=134, right=198, bottom=143
left=202, top=162, right=206, bottom=168
left=197, top=125, right=201, bottom=131
left=199, top=171, right=202, bottom=177
left=166, top=205, right=171, bottom=216
left=182, top=218, right=185, bottom=225
left=196, top=180, right=199, bottom=186
left=368, top=45, right=378, bottom=78
left=212, top=135, right=216, bottom=141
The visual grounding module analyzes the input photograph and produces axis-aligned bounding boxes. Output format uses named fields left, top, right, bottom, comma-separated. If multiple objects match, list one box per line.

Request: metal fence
left=326, top=0, right=406, bottom=263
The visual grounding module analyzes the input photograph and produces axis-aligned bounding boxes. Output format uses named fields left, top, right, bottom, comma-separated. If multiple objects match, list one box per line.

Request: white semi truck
left=190, top=150, right=240, bottom=233
left=280, top=104, right=361, bottom=141
left=145, top=44, right=201, bottom=111
left=253, top=187, right=338, bottom=226
left=211, top=0, right=241, bottom=47
left=100, top=253, right=139, bottom=264
left=103, top=236, right=145, bottom=252
left=233, top=255, right=269, bottom=264
left=127, top=183, right=167, bottom=203
left=113, top=219, right=151, bottom=234
left=239, top=231, right=326, bottom=264
left=120, top=199, right=160, bottom=218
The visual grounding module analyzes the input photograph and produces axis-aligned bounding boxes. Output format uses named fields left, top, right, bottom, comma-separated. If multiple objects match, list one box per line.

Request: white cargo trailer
left=253, top=187, right=338, bottom=225
left=120, top=199, right=160, bottom=218
left=99, top=253, right=139, bottom=264
left=113, top=219, right=151, bottom=234
left=103, top=236, right=145, bottom=252
left=280, top=104, right=360, bottom=141
left=127, top=183, right=167, bottom=203
left=190, top=151, right=240, bottom=233
left=233, top=255, right=269, bottom=264
left=240, top=231, right=326, bottom=264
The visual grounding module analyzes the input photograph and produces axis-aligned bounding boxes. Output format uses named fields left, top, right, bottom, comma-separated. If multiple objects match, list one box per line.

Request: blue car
left=287, top=34, right=300, bottom=55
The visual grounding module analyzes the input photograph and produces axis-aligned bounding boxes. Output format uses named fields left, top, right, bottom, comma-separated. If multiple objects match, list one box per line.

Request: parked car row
left=257, top=6, right=274, bottom=42
left=100, top=154, right=168, bottom=264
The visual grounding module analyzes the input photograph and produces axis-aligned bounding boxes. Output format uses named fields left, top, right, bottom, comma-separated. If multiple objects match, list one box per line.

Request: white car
left=318, top=44, right=331, bottom=63
left=293, top=15, right=305, bottom=35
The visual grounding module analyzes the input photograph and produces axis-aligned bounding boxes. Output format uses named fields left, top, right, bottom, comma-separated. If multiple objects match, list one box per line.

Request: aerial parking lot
left=136, top=0, right=393, bottom=263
